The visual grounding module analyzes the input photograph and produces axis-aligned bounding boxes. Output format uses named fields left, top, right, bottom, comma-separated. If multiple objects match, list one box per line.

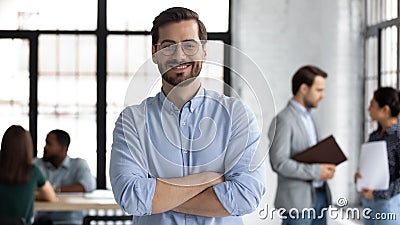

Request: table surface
left=34, top=190, right=121, bottom=211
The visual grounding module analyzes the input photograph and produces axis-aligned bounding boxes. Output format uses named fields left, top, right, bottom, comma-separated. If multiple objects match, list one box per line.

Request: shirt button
left=182, top=121, right=186, bottom=126
left=183, top=150, right=188, bottom=154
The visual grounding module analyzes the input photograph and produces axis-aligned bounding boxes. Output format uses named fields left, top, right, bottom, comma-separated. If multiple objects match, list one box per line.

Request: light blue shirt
left=290, top=100, right=323, bottom=187
left=34, top=156, right=96, bottom=225
left=110, top=87, right=266, bottom=225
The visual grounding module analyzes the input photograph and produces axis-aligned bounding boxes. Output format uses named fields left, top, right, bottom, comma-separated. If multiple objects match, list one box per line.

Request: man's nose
left=172, top=43, right=187, bottom=60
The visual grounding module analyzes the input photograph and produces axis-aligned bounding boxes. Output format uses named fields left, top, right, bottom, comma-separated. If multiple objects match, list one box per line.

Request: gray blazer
left=268, top=101, right=331, bottom=210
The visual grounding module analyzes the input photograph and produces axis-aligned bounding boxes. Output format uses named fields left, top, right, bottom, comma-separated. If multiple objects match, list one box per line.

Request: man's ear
left=299, top=83, right=309, bottom=94
left=152, top=45, right=158, bottom=64
left=61, top=146, right=68, bottom=154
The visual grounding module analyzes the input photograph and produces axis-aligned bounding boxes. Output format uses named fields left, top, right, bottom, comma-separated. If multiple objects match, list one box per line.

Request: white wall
left=231, top=0, right=365, bottom=224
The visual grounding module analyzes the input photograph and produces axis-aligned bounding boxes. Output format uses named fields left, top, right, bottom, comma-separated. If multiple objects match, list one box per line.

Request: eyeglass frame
left=153, top=39, right=207, bottom=56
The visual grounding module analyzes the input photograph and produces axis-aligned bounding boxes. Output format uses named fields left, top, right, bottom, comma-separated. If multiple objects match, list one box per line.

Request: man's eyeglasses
left=154, top=40, right=205, bottom=56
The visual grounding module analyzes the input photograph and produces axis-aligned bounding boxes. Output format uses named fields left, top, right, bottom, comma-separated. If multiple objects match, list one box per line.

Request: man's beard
left=42, top=153, right=59, bottom=162
left=161, top=60, right=203, bottom=86
left=303, top=98, right=317, bottom=109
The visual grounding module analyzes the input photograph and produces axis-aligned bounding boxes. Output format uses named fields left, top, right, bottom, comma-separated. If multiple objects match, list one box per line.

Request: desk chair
left=82, top=215, right=132, bottom=225
left=0, top=216, right=26, bottom=225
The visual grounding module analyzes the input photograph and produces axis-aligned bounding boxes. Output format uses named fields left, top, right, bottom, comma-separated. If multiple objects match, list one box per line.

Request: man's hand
left=354, top=172, right=362, bottom=183
left=320, top=164, right=336, bottom=180
left=173, top=187, right=230, bottom=217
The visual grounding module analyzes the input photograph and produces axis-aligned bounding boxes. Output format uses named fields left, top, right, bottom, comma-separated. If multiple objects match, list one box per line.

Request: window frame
left=364, top=0, right=400, bottom=139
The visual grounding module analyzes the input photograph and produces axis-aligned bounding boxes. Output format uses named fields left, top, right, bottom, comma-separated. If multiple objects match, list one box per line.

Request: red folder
left=292, top=135, right=347, bottom=165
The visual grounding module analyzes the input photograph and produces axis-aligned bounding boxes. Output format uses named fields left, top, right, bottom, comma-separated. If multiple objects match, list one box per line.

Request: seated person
left=34, top=129, right=96, bottom=225
left=0, top=125, right=55, bottom=225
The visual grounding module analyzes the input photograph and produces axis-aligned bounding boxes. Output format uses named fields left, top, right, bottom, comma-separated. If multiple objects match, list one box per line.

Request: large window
left=0, top=39, right=30, bottom=136
left=107, top=0, right=229, bottom=32
left=37, top=35, right=97, bottom=174
left=0, top=0, right=231, bottom=189
left=0, top=0, right=97, bottom=30
left=364, top=0, right=399, bottom=137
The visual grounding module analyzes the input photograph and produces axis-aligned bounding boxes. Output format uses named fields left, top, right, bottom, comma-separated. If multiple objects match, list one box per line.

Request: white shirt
left=290, top=100, right=323, bottom=187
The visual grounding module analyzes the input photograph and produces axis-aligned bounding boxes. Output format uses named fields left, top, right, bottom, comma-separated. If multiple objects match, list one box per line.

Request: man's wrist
left=54, top=186, right=61, bottom=193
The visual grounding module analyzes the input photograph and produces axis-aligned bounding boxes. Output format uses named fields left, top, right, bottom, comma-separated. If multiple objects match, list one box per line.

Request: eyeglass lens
left=158, top=41, right=201, bottom=56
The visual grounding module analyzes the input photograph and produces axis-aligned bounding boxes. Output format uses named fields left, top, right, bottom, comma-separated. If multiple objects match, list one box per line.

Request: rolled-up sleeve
left=213, top=102, right=266, bottom=216
left=213, top=166, right=266, bottom=216
left=110, top=108, right=157, bottom=216
left=75, top=159, right=96, bottom=192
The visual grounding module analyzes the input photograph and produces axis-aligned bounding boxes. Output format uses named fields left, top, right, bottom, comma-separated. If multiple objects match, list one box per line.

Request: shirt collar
left=290, top=99, right=312, bottom=116
left=44, top=155, right=71, bottom=170
left=386, top=121, right=400, bottom=135
left=188, top=87, right=205, bottom=113
left=159, top=89, right=178, bottom=113
left=61, top=156, right=71, bottom=168
left=158, top=86, right=205, bottom=113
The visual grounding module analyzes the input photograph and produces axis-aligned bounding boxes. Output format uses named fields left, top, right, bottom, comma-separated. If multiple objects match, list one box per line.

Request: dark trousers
left=281, top=188, right=329, bottom=225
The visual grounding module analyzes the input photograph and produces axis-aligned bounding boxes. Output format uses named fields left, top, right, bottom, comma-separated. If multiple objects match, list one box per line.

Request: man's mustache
left=165, top=60, right=193, bottom=68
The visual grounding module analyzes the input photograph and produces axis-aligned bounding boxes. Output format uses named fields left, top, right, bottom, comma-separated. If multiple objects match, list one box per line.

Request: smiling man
left=110, top=7, right=266, bottom=225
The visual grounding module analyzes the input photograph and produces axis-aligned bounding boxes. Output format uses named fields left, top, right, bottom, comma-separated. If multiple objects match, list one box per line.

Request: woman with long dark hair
left=0, top=125, right=55, bottom=225
left=355, top=87, right=400, bottom=225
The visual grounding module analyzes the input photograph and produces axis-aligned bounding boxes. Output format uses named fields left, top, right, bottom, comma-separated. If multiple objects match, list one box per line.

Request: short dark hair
left=374, top=87, right=400, bottom=117
left=150, top=7, right=207, bottom=45
left=49, top=129, right=70, bottom=149
left=291, top=65, right=328, bottom=95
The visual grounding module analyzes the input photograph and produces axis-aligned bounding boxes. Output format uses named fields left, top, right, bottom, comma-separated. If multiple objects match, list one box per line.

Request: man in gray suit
left=268, top=65, right=336, bottom=225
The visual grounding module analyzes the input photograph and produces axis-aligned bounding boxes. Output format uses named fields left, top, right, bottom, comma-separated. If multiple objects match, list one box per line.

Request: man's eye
left=184, top=43, right=196, bottom=49
left=161, top=43, right=175, bottom=49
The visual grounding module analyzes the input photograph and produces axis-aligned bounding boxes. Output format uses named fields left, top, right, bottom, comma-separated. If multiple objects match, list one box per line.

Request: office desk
left=35, top=190, right=121, bottom=211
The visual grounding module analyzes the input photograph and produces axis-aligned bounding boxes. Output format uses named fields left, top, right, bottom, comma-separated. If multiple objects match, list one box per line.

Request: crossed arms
left=151, top=172, right=229, bottom=217
left=110, top=105, right=265, bottom=217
